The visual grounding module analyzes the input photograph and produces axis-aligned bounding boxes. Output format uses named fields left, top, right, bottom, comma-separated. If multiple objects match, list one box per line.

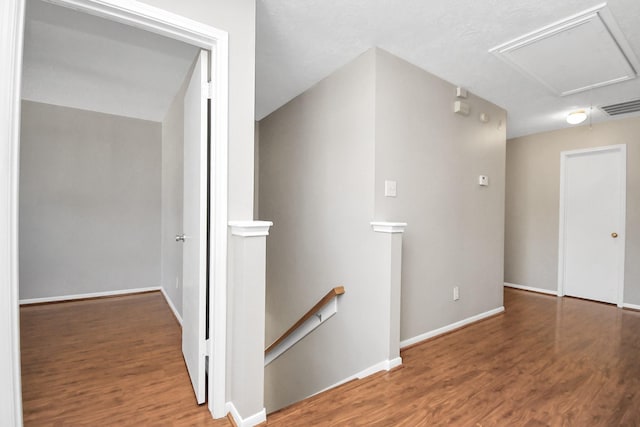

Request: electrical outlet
left=453, top=286, right=460, bottom=301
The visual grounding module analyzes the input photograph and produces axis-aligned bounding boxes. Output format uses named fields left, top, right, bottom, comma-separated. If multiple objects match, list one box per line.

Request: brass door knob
left=611, top=232, right=618, bottom=238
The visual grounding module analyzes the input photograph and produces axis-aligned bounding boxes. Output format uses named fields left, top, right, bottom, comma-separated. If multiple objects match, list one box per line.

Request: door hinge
left=204, top=339, right=211, bottom=356
left=205, top=82, right=214, bottom=100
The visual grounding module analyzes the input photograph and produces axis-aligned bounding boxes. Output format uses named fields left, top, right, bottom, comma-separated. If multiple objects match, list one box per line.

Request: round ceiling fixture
left=566, top=110, right=588, bottom=125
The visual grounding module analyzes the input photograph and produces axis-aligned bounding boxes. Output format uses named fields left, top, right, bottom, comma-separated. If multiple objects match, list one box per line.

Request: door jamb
left=557, top=144, right=626, bottom=307
left=2, top=0, right=230, bottom=419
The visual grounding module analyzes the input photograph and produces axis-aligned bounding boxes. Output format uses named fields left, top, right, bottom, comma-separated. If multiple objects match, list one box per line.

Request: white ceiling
left=22, top=0, right=199, bottom=122
left=255, top=0, right=640, bottom=138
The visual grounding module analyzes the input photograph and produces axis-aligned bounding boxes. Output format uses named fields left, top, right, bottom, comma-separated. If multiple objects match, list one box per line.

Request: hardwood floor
left=21, top=288, right=640, bottom=426
left=266, top=289, right=640, bottom=426
left=20, top=291, right=229, bottom=426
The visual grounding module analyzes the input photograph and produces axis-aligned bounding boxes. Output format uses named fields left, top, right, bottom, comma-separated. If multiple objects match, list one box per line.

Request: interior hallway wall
left=19, top=100, right=162, bottom=300
left=505, top=116, right=640, bottom=304
left=258, top=47, right=507, bottom=412
left=374, top=49, right=507, bottom=342
left=259, top=50, right=379, bottom=412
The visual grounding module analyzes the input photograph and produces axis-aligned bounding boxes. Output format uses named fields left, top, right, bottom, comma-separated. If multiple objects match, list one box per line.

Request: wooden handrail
left=265, top=286, right=345, bottom=354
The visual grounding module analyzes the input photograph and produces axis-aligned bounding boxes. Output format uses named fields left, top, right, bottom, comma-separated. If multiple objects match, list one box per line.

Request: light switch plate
left=384, top=180, right=397, bottom=197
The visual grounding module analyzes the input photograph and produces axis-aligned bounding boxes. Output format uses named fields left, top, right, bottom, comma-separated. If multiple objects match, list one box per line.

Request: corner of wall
left=371, top=49, right=507, bottom=342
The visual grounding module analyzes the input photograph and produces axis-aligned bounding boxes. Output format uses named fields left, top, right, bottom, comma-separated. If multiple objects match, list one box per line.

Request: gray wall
left=505, top=116, right=640, bottom=304
left=259, top=50, right=380, bottom=412
left=258, top=48, right=507, bottom=411
left=374, top=49, right=507, bottom=341
left=139, top=0, right=256, bottom=220
left=19, top=100, right=161, bottom=300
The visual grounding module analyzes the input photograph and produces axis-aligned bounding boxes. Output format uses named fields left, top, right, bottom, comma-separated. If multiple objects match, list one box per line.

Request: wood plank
left=20, top=291, right=230, bottom=426
left=266, top=288, right=640, bottom=426
left=22, top=287, right=640, bottom=425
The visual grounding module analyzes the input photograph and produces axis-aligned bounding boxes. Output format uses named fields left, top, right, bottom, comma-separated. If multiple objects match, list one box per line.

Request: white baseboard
left=355, top=357, right=403, bottom=378
left=311, top=356, right=403, bottom=398
left=386, top=356, right=403, bottom=371
left=400, top=306, right=505, bottom=349
left=226, top=402, right=266, bottom=427
left=504, top=282, right=558, bottom=296
left=160, top=287, right=183, bottom=326
left=19, top=286, right=161, bottom=305
left=623, top=302, right=640, bottom=311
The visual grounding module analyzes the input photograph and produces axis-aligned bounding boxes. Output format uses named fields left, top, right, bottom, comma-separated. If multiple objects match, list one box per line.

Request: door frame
left=557, top=144, right=626, bottom=307
left=0, top=0, right=230, bottom=420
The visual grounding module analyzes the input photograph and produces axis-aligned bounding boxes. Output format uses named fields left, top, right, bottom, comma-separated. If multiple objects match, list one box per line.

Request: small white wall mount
left=454, top=101, right=470, bottom=116
left=478, top=175, right=489, bottom=186
left=456, top=87, right=468, bottom=98
left=479, top=113, right=490, bottom=123
left=264, top=297, right=340, bottom=366
left=370, top=222, right=408, bottom=233
left=228, top=220, right=273, bottom=237
left=384, top=180, right=397, bottom=197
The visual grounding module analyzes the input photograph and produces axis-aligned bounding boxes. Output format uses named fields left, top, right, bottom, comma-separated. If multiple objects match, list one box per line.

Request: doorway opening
left=6, top=0, right=229, bottom=422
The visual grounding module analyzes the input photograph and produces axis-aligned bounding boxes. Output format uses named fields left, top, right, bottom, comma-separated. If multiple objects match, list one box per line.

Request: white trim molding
left=229, top=220, right=273, bottom=237
left=312, top=357, right=403, bottom=398
left=623, top=303, right=640, bottom=311
left=5, top=0, right=231, bottom=419
left=0, top=0, right=26, bottom=424
left=19, top=286, right=161, bottom=305
left=557, top=144, right=626, bottom=308
left=488, top=3, right=639, bottom=96
left=400, top=306, right=505, bottom=349
left=160, top=287, right=183, bottom=326
left=225, top=402, right=266, bottom=427
left=19, top=285, right=186, bottom=326
left=504, top=282, right=558, bottom=296
left=42, top=0, right=228, bottom=48
left=353, top=358, right=403, bottom=379
left=382, top=357, right=403, bottom=371
left=370, top=221, right=408, bottom=233
left=209, top=30, right=230, bottom=420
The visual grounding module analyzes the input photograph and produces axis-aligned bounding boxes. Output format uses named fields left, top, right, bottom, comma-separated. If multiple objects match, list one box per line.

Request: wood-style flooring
left=20, top=292, right=227, bottom=426
left=21, top=288, right=640, bottom=426
left=267, top=289, right=640, bottom=426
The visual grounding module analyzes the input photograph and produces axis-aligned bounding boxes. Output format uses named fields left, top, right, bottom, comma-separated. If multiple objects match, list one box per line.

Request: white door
left=181, top=49, right=209, bottom=404
left=559, top=145, right=626, bottom=305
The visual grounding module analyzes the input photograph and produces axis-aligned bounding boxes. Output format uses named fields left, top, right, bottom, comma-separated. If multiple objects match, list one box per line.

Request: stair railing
left=265, top=286, right=345, bottom=366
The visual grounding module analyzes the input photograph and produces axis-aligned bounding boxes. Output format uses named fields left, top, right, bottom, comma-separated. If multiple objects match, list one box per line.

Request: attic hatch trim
left=489, top=3, right=640, bottom=97
left=600, top=99, right=640, bottom=116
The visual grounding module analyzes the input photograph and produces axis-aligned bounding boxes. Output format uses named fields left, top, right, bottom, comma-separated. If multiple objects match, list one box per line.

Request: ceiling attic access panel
left=490, top=4, right=639, bottom=96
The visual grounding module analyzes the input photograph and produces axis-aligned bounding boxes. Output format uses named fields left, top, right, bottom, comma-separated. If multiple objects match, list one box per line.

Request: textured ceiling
left=256, top=0, right=640, bottom=138
left=22, top=0, right=199, bottom=122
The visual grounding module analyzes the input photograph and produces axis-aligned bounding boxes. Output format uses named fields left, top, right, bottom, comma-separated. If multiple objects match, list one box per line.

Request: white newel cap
left=228, top=220, right=273, bottom=237
left=370, top=222, right=408, bottom=233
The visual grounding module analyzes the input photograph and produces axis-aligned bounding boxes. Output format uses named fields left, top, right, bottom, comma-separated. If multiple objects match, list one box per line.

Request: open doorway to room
left=16, top=0, right=228, bottom=423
